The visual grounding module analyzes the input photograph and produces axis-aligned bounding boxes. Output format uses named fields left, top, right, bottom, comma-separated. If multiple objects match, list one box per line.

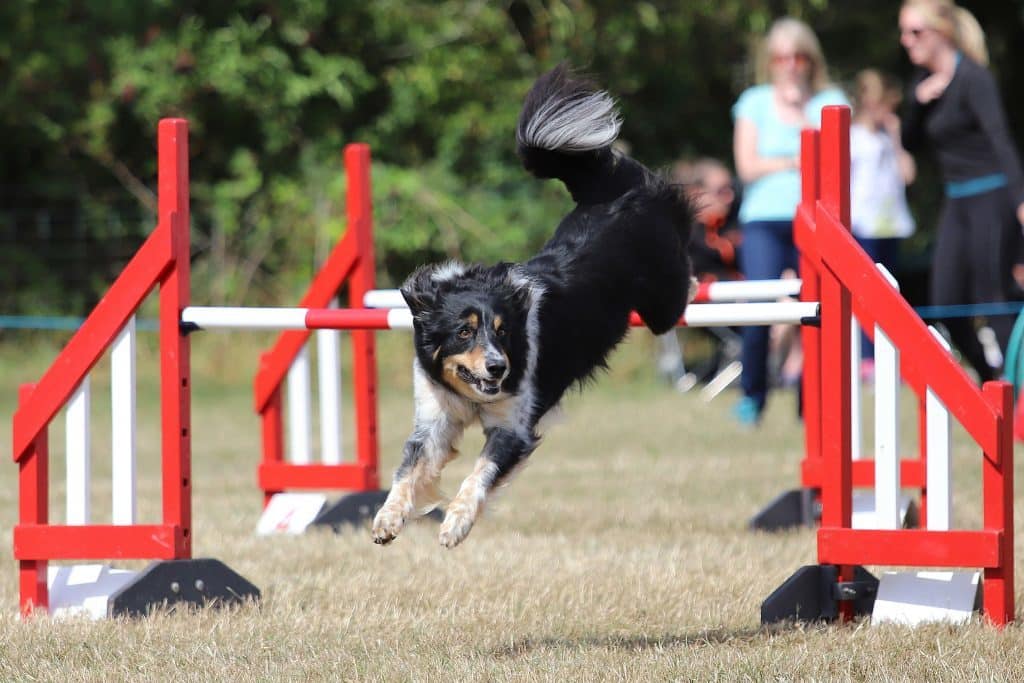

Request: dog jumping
left=372, top=64, right=695, bottom=548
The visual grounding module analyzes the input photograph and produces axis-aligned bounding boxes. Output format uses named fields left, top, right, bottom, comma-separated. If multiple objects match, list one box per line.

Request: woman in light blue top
left=731, top=17, right=849, bottom=426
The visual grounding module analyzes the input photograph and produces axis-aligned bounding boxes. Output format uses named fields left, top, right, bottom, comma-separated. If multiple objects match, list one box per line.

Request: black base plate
left=761, top=564, right=878, bottom=625
left=749, top=488, right=819, bottom=531
left=310, top=490, right=443, bottom=532
left=108, top=558, right=260, bottom=618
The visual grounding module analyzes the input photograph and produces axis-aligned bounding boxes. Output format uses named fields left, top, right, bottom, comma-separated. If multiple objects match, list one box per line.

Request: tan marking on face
left=465, top=312, right=479, bottom=329
left=493, top=315, right=503, bottom=332
left=442, top=347, right=488, bottom=399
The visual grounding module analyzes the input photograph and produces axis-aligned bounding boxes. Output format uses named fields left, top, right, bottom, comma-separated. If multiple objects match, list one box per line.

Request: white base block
left=256, top=493, right=328, bottom=535
left=851, top=491, right=914, bottom=529
left=48, top=564, right=139, bottom=619
left=872, top=570, right=980, bottom=626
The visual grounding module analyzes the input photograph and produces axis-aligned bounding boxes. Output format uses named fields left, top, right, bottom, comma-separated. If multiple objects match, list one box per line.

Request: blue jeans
left=854, top=237, right=902, bottom=359
left=738, top=220, right=798, bottom=411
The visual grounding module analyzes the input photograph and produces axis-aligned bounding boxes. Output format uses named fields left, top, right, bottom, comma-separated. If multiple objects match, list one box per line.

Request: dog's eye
left=495, top=327, right=506, bottom=337
left=458, top=328, right=473, bottom=339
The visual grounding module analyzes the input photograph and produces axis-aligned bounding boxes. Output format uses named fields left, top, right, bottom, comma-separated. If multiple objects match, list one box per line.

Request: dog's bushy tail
left=516, top=64, right=624, bottom=191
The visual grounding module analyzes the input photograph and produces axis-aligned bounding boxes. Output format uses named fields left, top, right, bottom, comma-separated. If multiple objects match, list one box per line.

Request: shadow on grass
left=490, top=626, right=785, bottom=658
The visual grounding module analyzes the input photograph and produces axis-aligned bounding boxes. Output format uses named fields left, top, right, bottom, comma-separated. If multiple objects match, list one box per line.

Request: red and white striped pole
left=362, top=278, right=802, bottom=309
left=181, top=301, right=819, bottom=331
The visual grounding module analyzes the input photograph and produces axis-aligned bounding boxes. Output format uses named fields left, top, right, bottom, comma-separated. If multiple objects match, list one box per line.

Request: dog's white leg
left=373, top=371, right=470, bottom=545
left=439, top=426, right=537, bottom=548
left=438, top=457, right=497, bottom=549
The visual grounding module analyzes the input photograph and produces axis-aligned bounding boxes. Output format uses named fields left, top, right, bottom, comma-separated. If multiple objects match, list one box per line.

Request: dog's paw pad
left=438, top=507, right=476, bottom=548
left=371, top=506, right=406, bottom=545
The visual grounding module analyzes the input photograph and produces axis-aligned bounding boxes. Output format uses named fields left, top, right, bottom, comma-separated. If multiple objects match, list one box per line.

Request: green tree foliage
left=2, top=1, right=1022, bottom=311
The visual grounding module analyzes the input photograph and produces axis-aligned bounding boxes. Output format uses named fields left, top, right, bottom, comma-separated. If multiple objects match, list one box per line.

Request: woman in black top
left=899, top=0, right=1024, bottom=381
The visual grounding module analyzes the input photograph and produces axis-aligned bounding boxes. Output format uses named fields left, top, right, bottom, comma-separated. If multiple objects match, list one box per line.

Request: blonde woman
left=731, top=17, right=848, bottom=425
left=900, top=0, right=1024, bottom=381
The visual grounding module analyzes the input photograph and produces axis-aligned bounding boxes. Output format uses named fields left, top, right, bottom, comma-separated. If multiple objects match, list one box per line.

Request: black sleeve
left=901, top=70, right=928, bottom=154
left=966, top=65, right=1024, bottom=207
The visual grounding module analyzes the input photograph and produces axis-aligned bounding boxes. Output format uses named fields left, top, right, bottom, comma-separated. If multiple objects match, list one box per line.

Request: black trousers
left=930, top=186, right=1021, bottom=381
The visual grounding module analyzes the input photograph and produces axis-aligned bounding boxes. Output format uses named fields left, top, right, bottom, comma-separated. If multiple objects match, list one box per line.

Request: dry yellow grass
left=0, top=330, right=1023, bottom=682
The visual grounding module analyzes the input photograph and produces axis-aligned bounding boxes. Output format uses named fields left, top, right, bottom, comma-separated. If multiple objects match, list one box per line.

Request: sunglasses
left=771, top=52, right=810, bottom=67
left=899, top=26, right=929, bottom=39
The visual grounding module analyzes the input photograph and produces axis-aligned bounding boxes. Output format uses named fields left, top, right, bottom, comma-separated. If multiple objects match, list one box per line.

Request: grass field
left=1, top=329, right=1024, bottom=681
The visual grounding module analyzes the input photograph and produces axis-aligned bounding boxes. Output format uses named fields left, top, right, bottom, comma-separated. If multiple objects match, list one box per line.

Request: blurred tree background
left=2, top=1, right=1023, bottom=313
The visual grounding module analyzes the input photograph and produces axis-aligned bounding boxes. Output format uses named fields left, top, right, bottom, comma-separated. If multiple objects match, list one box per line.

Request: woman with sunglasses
left=900, top=0, right=1024, bottom=382
left=731, top=17, right=848, bottom=426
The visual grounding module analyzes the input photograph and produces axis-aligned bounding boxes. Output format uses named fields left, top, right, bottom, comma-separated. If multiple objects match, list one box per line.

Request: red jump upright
left=762, top=106, right=1014, bottom=627
left=11, top=119, right=259, bottom=618
left=253, top=144, right=388, bottom=529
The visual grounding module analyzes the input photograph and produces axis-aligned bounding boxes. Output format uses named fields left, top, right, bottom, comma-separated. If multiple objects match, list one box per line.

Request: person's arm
left=966, top=66, right=1024, bottom=213
left=732, top=117, right=798, bottom=184
left=901, top=72, right=929, bottom=154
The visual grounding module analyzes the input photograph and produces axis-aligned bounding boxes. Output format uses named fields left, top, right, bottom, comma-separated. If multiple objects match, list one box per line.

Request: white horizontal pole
left=695, top=279, right=802, bottom=302
left=363, top=289, right=407, bottom=309
left=363, top=279, right=805, bottom=309
left=181, top=306, right=310, bottom=330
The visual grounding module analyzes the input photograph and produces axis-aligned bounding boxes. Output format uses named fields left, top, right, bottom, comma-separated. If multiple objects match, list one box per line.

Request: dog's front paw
left=438, top=503, right=478, bottom=549
left=371, top=503, right=407, bottom=545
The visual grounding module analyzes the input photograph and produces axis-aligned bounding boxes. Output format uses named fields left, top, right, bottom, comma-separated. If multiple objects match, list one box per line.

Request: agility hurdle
left=12, top=119, right=259, bottom=618
left=762, top=106, right=1014, bottom=626
left=361, top=278, right=804, bottom=309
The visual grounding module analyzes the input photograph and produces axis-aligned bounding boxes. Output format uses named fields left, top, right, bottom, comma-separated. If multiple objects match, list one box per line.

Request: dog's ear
left=502, top=266, right=534, bottom=314
left=400, top=265, right=439, bottom=317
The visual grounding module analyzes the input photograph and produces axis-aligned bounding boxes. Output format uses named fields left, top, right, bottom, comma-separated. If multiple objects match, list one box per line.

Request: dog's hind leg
left=439, top=427, right=537, bottom=548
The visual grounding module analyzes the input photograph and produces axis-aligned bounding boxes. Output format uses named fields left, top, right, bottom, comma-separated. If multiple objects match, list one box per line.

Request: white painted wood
left=47, top=564, right=139, bottom=620
left=927, top=326, right=953, bottom=530
left=874, top=325, right=900, bottom=529
left=317, top=299, right=343, bottom=465
left=287, top=346, right=313, bottom=465
left=181, top=306, right=309, bottom=329
left=872, top=570, right=979, bottom=626
left=256, top=493, right=328, bottom=535
left=387, top=308, right=415, bottom=329
left=65, top=379, right=91, bottom=525
left=111, top=318, right=137, bottom=525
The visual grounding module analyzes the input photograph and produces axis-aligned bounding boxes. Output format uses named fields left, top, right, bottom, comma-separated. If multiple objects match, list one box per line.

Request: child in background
left=850, top=69, right=916, bottom=380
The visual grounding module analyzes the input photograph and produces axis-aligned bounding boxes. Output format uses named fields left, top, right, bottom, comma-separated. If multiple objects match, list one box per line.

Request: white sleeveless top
left=850, top=123, right=915, bottom=239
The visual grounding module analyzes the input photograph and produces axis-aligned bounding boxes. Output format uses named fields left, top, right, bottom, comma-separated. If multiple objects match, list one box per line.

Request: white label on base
left=47, top=564, right=139, bottom=620
left=256, top=493, right=328, bottom=535
left=872, top=570, right=980, bottom=626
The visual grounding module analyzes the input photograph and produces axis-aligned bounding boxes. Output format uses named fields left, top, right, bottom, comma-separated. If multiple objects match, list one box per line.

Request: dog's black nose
left=485, top=360, right=507, bottom=377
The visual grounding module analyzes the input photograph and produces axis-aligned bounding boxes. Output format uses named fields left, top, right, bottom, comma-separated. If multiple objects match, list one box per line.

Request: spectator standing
left=731, top=17, right=849, bottom=426
left=899, top=0, right=1024, bottom=382
left=850, top=69, right=917, bottom=380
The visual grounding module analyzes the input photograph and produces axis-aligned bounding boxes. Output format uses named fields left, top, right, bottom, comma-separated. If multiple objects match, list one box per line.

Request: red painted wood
left=17, top=384, right=48, bottom=616
left=818, top=528, right=1003, bottom=567
left=252, top=231, right=359, bottom=411
left=14, top=524, right=184, bottom=560
left=796, top=128, right=822, bottom=487
left=12, top=228, right=172, bottom=463
left=258, top=462, right=377, bottom=491
left=801, top=458, right=925, bottom=488
left=982, top=382, right=1014, bottom=625
left=260, top=380, right=285, bottom=508
left=158, top=119, right=192, bottom=558
left=345, top=145, right=380, bottom=488
left=305, top=308, right=392, bottom=329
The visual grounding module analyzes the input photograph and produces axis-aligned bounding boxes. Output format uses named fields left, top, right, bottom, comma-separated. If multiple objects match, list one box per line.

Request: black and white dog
left=372, top=64, right=694, bottom=548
